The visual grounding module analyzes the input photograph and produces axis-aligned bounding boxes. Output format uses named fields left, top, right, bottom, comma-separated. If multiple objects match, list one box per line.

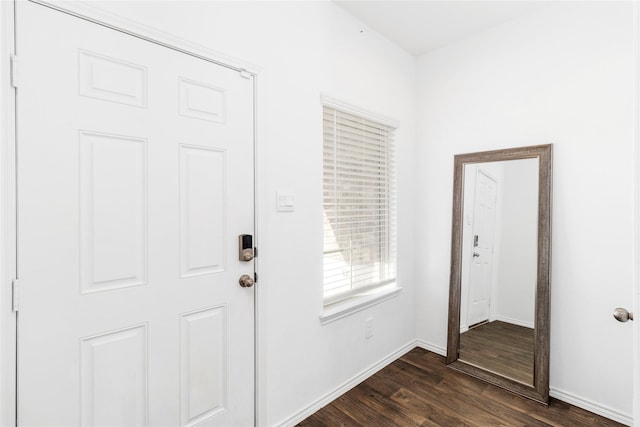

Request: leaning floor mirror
left=446, top=144, right=552, bottom=404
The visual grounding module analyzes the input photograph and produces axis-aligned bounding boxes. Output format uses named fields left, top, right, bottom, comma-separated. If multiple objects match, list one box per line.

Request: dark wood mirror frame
left=446, top=144, right=552, bottom=404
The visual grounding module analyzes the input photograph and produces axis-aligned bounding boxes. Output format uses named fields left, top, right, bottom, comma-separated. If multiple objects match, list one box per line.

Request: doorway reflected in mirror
left=458, top=158, right=538, bottom=386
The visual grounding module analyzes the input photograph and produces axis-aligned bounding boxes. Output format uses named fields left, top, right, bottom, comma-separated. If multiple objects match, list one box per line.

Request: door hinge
left=254, top=247, right=258, bottom=258
left=12, top=278, right=19, bottom=312
left=254, top=272, right=258, bottom=283
left=239, top=68, right=251, bottom=79
left=10, top=54, right=18, bottom=88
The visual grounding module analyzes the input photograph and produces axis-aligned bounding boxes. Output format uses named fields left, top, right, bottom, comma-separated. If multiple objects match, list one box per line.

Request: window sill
left=319, top=285, right=403, bottom=325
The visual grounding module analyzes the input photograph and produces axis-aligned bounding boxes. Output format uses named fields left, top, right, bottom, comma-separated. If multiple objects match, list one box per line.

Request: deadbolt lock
left=239, top=274, right=254, bottom=288
left=241, top=249, right=253, bottom=261
left=239, top=234, right=254, bottom=262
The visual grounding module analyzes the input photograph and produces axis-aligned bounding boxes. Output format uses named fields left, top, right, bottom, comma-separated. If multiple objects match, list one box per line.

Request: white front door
left=16, top=2, right=255, bottom=425
left=467, top=169, right=497, bottom=326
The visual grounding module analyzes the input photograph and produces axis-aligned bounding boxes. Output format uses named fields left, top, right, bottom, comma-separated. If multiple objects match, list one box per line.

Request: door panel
left=17, top=2, right=255, bottom=425
left=179, top=145, right=226, bottom=278
left=80, top=324, right=148, bottom=426
left=79, top=131, right=148, bottom=293
left=180, top=307, right=226, bottom=425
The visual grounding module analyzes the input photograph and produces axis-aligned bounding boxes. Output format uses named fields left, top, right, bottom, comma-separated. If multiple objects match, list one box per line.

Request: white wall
left=84, top=1, right=417, bottom=425
left=416, top=2, right=634, bottom=422
left=493, top=159, right=537, bottom=327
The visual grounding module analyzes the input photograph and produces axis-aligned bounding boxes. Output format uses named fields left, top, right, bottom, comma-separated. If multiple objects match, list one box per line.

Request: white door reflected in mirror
left=459, top=158, right=538, bottom=386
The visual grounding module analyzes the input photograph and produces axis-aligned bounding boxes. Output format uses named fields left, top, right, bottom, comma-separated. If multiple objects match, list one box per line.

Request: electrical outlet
left=365, top=318, right=373, bottom=339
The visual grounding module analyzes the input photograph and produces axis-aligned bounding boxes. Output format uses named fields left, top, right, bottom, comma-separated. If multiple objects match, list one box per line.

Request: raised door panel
left=80, top=325, right=148, bottom=426
left=79, top=50, right=148, bottom=108
left=80, top=131, right=148, bottom=293
left=180, top=307, right=227, bottom=426
left=179, top=145, right=226, bottom=278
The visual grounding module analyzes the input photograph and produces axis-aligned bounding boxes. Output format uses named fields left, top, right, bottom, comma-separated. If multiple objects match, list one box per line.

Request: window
left=322, top=104, right=396, bottom=305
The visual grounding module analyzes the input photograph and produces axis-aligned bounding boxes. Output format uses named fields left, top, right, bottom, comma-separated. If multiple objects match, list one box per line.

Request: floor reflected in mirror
left=460, top=320, right=534, bottom=385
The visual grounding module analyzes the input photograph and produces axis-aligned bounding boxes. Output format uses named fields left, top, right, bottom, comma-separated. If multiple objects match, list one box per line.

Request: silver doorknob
left=613, top=307, right=634, bottom=322
left=239, top=274, right=254, bottom=288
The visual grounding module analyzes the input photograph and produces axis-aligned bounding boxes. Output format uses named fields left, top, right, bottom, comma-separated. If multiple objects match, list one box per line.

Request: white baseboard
left=276, top=340, right=417, bottom=427
left=491, top=315, right=534, bottom=329
left=415, top=339, right=446, bottom=356
left=550, top=387, right=633, bottom=426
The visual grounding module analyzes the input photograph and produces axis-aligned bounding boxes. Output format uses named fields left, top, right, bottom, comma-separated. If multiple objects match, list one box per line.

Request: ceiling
left=334, top=1, right=549, bottom=55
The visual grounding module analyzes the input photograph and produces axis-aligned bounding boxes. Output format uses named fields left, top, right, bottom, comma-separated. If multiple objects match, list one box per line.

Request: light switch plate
left=277, top=192, right=295, bottom=212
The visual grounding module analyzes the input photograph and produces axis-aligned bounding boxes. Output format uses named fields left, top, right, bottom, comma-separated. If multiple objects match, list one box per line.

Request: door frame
left=0, top=1, right=17, bottom=425
left=634, top=2, right=640, bottom=426
left=0, top=1, right=265, bottom=425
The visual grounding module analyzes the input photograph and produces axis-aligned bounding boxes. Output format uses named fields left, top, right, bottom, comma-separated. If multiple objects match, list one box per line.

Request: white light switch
left=277, top=192, right=295, bottom=212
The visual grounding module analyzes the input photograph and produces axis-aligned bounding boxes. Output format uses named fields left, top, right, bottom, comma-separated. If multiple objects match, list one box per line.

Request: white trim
left=550, top=387, right=633, bottom=426
left=276, top=340, right=416, bottom=427
left=415, top=339, right=447, bottom=357
left=29, top=1, right=260, bottom=76
left=319, top=286, right=403, bottom=325
left=489, top=315, right=534, bottom=329
left=461, top=317, right=534, bottom=334
left=254, top=68, right=268, bottom=427
left=251, top=71, right=262, bottom=427
left=0, top=1, right=17, bottom=425
left=321, top=94, right=399, bottom=128
left=632, top=4, right=640, bottom=427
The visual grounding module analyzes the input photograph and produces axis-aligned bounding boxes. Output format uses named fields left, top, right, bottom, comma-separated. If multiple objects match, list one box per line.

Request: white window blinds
left=322, top=106, right=397, bottom=304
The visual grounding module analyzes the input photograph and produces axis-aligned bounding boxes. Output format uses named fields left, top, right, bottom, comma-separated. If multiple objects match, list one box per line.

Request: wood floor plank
left=330, top=389, right=410, bottom=427
left=296, top=348, right=625, bottom=427
left=389, top=386, right=483, bottom=427
left=356, top=381, right=428, bottom=426
left=368, top=360, right=512, bottom=426
left=367, top=365, right=482, bottom=427
left=434, top=377, right=550, bottom=427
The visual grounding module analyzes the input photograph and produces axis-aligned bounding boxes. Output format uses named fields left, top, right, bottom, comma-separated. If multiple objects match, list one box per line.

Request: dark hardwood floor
left=460, top=321, right=534, bottom=385
left=297, top=348, right=624, bottom=427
